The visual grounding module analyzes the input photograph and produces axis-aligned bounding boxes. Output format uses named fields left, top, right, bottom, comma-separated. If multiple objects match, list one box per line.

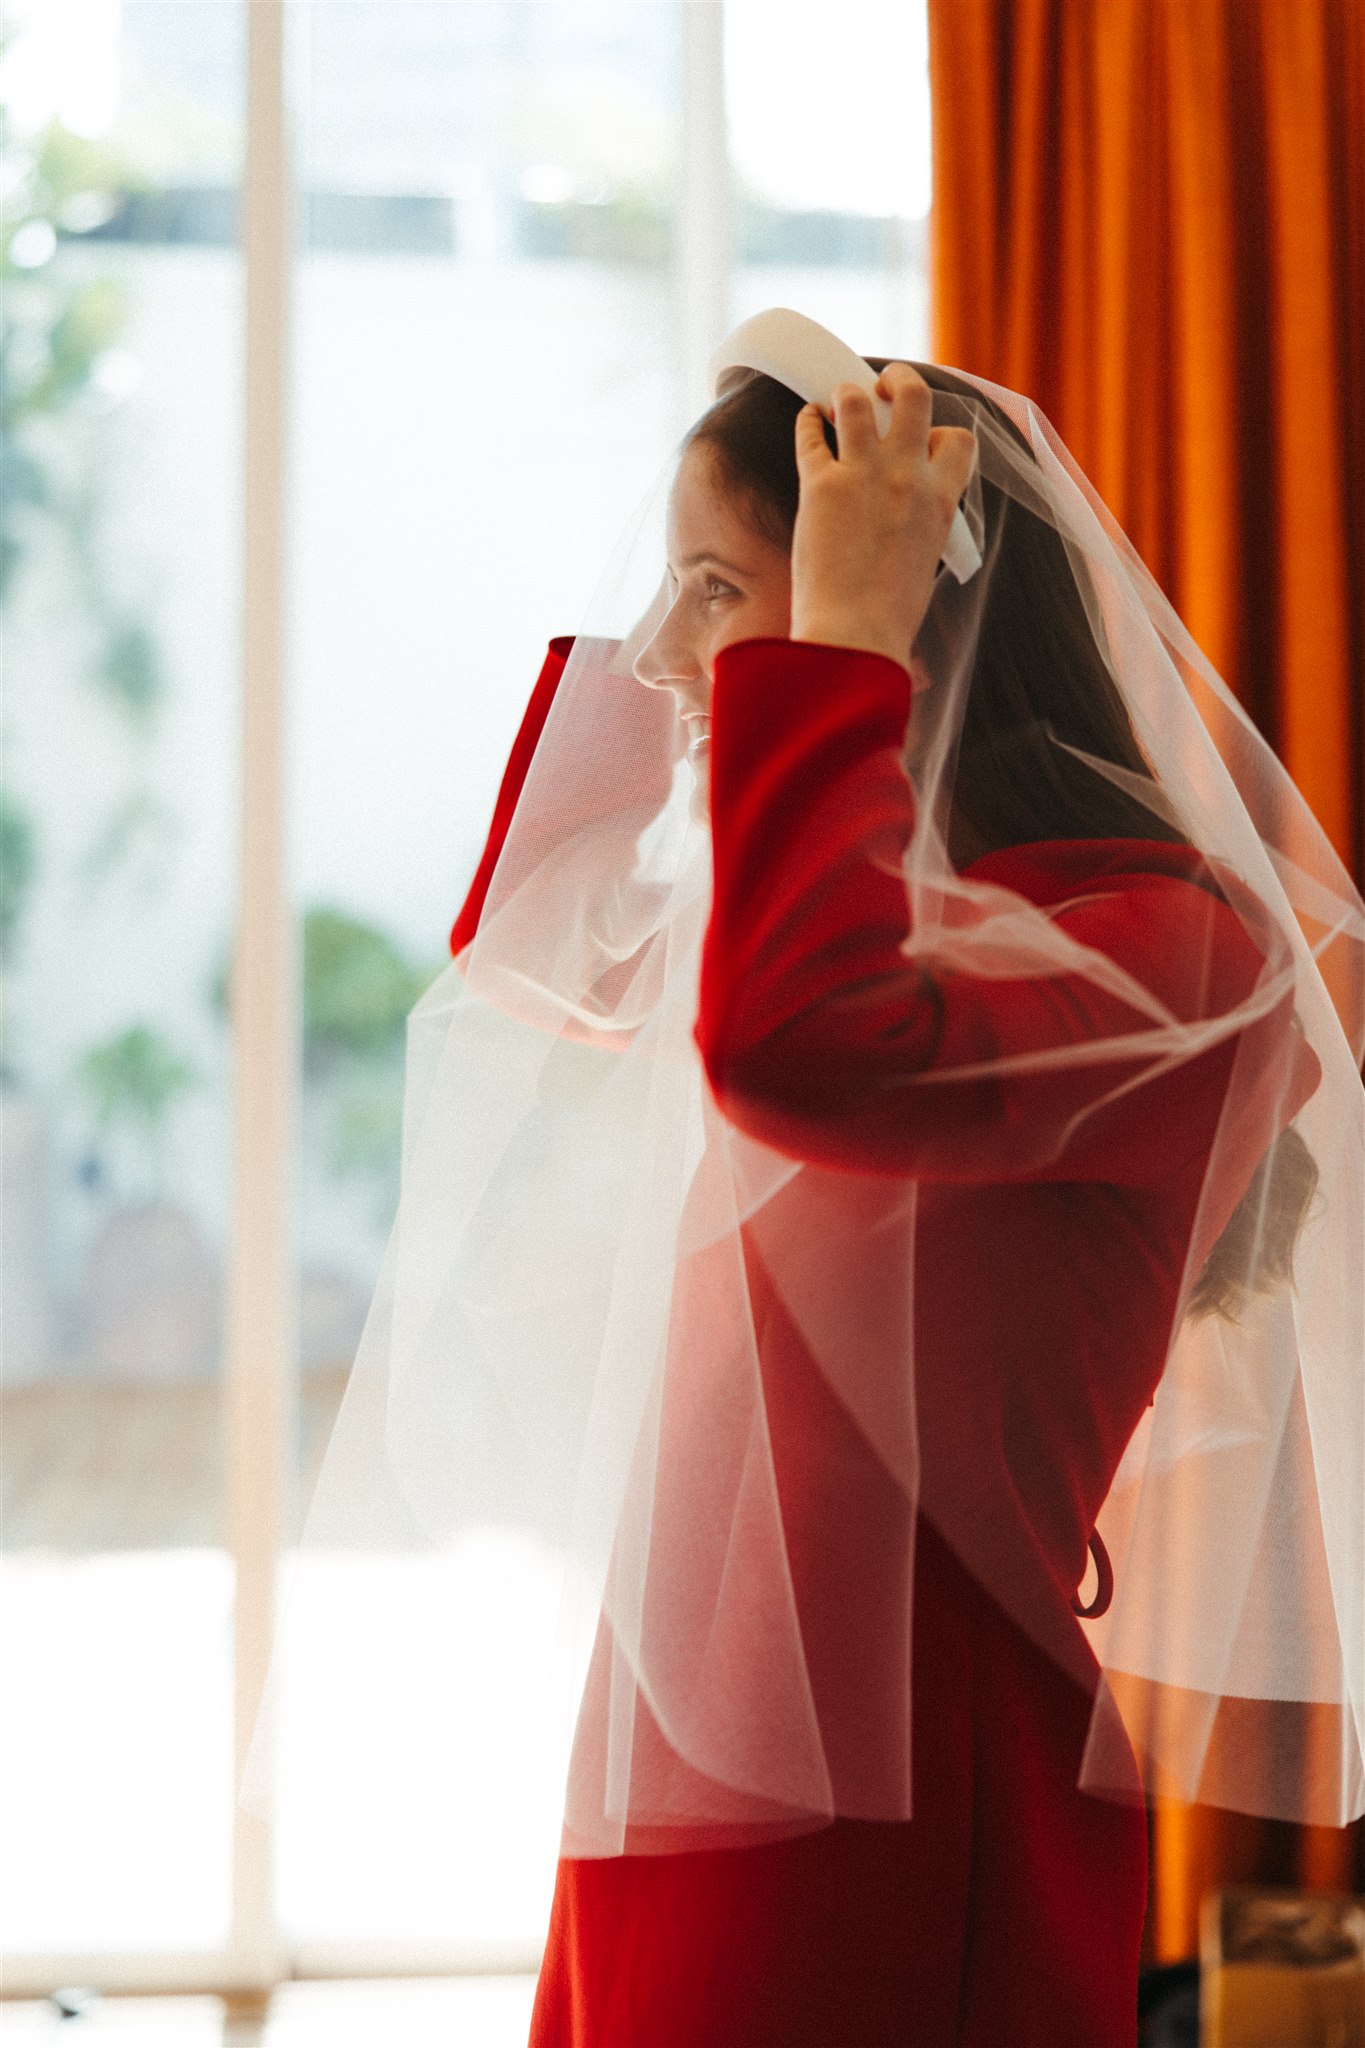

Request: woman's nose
left=632, top=641, right=667, bottom=688
left=633, top=625, right=703, bottom=692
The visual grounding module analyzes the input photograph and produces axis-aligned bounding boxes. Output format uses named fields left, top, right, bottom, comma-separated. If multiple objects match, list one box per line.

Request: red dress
left=450, top=635, right=1316, bottom=2048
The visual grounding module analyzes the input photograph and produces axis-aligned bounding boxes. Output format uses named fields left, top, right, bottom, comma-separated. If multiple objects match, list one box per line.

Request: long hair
left=683, top=359, right=1317, bottom=1324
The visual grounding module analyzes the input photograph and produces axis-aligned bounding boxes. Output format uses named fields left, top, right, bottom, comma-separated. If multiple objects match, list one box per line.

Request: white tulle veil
left=242, top=309, right=1365, bottom=1882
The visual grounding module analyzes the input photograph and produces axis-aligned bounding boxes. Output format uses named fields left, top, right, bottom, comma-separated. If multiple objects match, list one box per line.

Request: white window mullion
left=228, top=0, right=297, bottom=1990
left=677, top=0, right=734, bottom=432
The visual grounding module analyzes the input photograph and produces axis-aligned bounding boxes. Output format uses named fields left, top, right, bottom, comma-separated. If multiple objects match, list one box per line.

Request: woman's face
left=632, top=442, right=793, bottom=823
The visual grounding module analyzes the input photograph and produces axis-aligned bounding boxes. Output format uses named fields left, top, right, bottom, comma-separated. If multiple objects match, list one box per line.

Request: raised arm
left=694, top=637, right=1319, bottom=1186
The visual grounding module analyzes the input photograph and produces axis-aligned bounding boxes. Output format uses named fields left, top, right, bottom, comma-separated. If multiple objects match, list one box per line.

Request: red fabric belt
left=1071, top=1529, right=1114, bottom=1618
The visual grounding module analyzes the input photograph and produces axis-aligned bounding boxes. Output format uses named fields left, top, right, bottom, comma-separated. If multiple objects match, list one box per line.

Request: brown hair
left=683, top=358, right=1317, bottom=1324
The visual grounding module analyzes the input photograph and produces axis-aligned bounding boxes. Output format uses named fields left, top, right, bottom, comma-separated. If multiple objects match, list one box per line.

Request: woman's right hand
left=789, top=361, right=976, bottom=673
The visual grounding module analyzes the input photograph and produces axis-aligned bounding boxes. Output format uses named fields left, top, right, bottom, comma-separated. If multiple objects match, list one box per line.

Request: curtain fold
left=927, top=0, right=1365, bottom=1966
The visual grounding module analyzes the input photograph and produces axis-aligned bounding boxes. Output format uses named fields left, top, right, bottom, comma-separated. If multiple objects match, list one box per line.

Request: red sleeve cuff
left=449, top=637, right=574, bottom=957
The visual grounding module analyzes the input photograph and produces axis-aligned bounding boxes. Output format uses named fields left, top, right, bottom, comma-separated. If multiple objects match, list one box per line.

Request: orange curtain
left=927, top=0, right=1365, bottom=1965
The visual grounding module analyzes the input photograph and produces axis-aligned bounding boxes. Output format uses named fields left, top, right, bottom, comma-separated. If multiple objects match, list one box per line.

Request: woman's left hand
left=789, top=361, right=977, bottom=674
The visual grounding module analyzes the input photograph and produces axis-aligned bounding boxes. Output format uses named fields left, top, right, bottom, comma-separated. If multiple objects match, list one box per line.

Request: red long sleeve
left=696, top=636, right=1319, bottom=1187
left=448, top=635, right=575, bottom=958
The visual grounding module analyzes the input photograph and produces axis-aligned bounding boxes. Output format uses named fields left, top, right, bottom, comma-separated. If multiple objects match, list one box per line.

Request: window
left=0, top=0, right=930, bottom=1994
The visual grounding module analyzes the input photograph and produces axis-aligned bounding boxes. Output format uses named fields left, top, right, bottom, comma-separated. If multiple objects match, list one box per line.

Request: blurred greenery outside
left=300, top=909, right=444, bottom=1191
left=0, top=50, right=445, bottom=1228
left=2, top=77, right=176, bottom=1112
left=205, top=908, right=445, bottom=1194
left=1, top=16, right=922, bottom=1296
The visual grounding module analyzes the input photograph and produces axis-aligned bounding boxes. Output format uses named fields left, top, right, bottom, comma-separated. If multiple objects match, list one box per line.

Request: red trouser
left=528, top=1515, right=1147, bottom=2047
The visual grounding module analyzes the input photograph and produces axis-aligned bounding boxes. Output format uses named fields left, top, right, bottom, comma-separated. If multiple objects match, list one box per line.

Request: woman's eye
left=664, top=571, right=734, bottom=602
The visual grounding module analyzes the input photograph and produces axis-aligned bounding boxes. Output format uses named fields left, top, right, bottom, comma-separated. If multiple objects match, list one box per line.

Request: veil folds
left=243, top=317, right=1365, bottom=1875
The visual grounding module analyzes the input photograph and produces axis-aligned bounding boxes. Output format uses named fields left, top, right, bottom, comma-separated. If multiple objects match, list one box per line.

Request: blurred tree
left=1, top=28, right=171, bottom=1091
left=209, top=904, right=444, bottom=1204
left=299, top=905, right=437, bottom=1078
left=0, top=785, right=37, bottom=1087
left=74, top=1021, right=202, bottom=1201
left=0, top=785, right=36, bottom=965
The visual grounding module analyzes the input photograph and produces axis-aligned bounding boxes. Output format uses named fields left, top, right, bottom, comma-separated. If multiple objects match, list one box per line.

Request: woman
left=243, top=317, right=1359, bottom=2045
left=437, top=353, right=1338, bottom=2042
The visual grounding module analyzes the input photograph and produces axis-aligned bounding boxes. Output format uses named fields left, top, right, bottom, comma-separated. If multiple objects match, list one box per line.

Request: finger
left=927, top=423, right=977, bottom=499
left=874, top=359, right=917, bottom=396
left=883, top=364, right=933, bottom=454
left=830, top=381, right=878, bottom=459
left=794, top=401, right=835, bottom=473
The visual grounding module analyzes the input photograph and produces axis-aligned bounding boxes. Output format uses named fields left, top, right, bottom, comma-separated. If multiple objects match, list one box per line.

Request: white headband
left=706, top=305, right=983, bottom=585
